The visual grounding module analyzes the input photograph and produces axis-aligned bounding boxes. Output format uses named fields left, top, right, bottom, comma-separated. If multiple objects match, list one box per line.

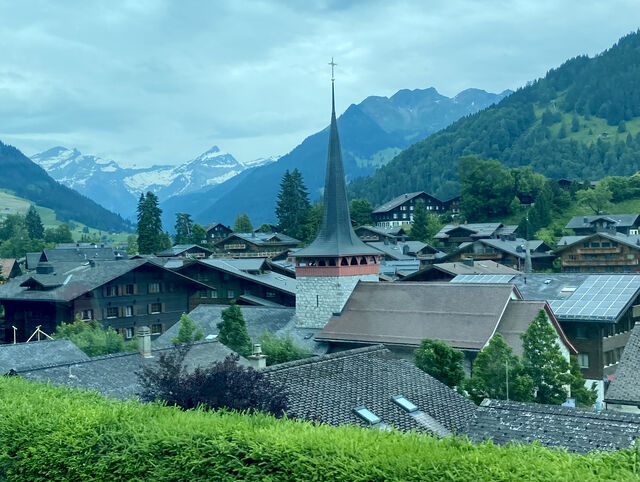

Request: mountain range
left=31, top=146, right=276, bottom=222
left=0, top=142, right=132, bottom=233
left=350, top=30, right=640, bottom=206
left=192, top=87, right=512, bottom=225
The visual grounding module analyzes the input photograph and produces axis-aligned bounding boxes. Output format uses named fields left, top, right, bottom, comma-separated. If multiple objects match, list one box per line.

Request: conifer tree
left=521, top=310, right=571, bottom=405
left=174, top=213, right=193, bottom=244
left=191, top=224, right=207, bottom=245
left=172, top=313, right=204, bottom=344
left=463, top=333, right=534, bottom=404
left=275, top=169, right=310, bottom=239
left=25, top=206, right=44, bottom=240
left=137, top=192, right=164, bottom=254
left=233, top=214, right=253, bottom=233
left=217, top=303, right=252, bottom=357
left=349, top=199, right=374, bottom=227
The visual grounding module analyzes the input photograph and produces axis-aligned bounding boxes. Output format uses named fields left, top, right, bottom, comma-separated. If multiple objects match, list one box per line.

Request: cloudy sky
left=0, top=1, right=637, bottom=168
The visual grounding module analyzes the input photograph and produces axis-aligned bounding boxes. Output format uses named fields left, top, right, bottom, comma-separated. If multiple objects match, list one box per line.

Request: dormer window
left=353, top=406, right=381, bottom=425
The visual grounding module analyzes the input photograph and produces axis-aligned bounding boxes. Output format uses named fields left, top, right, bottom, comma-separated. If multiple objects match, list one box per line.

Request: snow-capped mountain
left=31, top=146, right=276, bottom=221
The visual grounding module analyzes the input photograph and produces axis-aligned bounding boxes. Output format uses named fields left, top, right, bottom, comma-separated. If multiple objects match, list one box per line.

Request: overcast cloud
left=0, top=0, right=637, bottom=167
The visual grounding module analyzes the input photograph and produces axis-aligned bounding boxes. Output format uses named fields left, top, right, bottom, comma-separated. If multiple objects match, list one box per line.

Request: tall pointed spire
left=295, top=62, right=379, bottom=257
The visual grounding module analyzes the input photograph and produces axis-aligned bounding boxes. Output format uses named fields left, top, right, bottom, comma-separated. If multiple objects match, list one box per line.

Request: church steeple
left=295, top=65, right=380, bottom=258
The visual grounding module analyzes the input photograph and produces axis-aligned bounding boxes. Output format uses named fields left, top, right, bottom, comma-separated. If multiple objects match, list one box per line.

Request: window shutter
left=133, top=284, right=138, bottom=295
left=98, top=309, right=105, bottom=321
left=161, top=303, right=166, bottom=313
left=118, top=307, right=125, bottom=318
left=116, top=285, right=122, bottom=296
left=147, top=304, right=152, bottom=314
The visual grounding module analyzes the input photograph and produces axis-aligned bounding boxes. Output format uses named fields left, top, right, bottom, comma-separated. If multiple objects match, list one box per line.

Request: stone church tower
left=295, top=78, right=380, bottom=328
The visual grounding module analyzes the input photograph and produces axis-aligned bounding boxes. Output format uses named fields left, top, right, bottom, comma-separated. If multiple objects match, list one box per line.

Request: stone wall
left=296, top=274, right=378, bottom=328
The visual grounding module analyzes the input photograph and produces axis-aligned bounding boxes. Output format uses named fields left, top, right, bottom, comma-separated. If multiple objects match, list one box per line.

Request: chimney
left=247, top=343, right=267, bottom=370
left=137, top=326, right=152, bottom=357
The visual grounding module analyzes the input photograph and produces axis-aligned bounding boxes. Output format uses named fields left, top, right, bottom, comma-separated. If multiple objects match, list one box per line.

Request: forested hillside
left=0, top=142, right=132, bottom=232
left=350, top=31, right=640, bottom=206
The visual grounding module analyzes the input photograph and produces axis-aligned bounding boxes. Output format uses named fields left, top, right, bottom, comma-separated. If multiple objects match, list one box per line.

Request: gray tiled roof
left=466, top=399, right=640, bottom=453
left=367, top=241, right=435, bottom=260
left=154, top=304, right=325, bottom=355
left=407, top=260, right=520, bottom=280
left=372, top=191, right=430, bottom=214
left=316, top=282, right=517, bottom=350
left=435, top=223, right=512, bottom=239
left=565, top=214, right=639, bottom=230
left=557, top=231, right=640, bottom=251
left=18, top=341, right=245, bottom=399
left=0, top=339, right=89, bottom=374
left=605, top=324, right=640, bottom=405
left=221, top=232, right=300, bottom=246
left=157, top=244, right=213, bottom=257
left=42, top=245, right=123, bottom=263
left=25, top=252, right=42, bottom=270
left=198, top=259, right=296, bottom=294
left=262, top=345, right=477, bottom=433
left=477, top=238, right=553, bottom=259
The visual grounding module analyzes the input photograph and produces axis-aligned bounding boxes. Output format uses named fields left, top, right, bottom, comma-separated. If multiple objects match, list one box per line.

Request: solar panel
left=451, top=274, right=516, bottom=284
left=550, top=275, right=640, bottom=322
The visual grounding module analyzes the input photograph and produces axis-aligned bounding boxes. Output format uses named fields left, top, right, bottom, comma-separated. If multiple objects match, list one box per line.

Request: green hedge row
left=0, top=377, right=638, bottom=481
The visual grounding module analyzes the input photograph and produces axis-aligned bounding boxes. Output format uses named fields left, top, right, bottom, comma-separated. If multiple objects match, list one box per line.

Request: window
left=151, top=323, right=163, bottom=335
left=353, top=406, right=382, bottom=425
left=106, top=286, right=117, bottom=297
left=150, top=302, right=162, bottom=314
left=583, top=243, right=590, bottom=248
left=577, top=353, right=589, bottom=368
left=126, top=284, right=135, bottom=295
left=575, top=326, right=588, bottom=338
left=167, top=282, right=176, bottom=292
left=227, top=289, right=235, bottom=299
left=392, top=395, right=418, bottom=413
left=106, top=307, right=119, bottom=319
left=601, top=242, right=610, bottom=248
left=148, top=283, right=161, bottom=294
left=590, top=242, right=600, bottom=248
left=124, top=327, right=134, bottom=339
left=79, top=309, right=93, bottom=320
left=125, top=306, right=133, bottom=317
left=198, top=290, right=208, bottom=299
left=210, top=288, right=218, bottom=299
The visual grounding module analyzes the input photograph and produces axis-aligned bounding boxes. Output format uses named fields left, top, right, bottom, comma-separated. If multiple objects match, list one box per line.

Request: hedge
left=0, top=377, right=638, bottom=481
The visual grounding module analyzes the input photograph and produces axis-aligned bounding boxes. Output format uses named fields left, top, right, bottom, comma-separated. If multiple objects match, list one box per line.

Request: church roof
left=295, top=83, right=379, bottom=258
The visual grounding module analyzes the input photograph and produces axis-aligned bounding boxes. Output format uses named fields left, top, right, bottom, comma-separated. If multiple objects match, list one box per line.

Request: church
left=295, top=71, right=380, bottom=328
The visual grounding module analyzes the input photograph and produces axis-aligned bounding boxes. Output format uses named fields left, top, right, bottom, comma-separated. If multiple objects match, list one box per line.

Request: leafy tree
left=137, top=192, right=164, bottom=254
left=576, top=184, right=613, bottom=214
left=257, top=223, right=274, bottom=233
left=521, top=310, right=570, bottom=405
left=174, top=213, right=193, bottom=244
left=44, top=224, right=73, bottom=244
left=414, top=339, right=465, bottom=388
left=172, top=313, right=205, bottom=344
left=217, top=303, right=251, bottom=357
left=53, top=317, right=134, bottom=357
left=126, top=234, right=138, bottom=255
left=191, top=224, right=207, bottom=245
left=233, top=214, right=253, bottom=233
left=0, top=214, right=25, bottom=242
left=459, top=156, right=515, bottom=221
left=137, top=348, right=289, bottom=416
left=463, top=334, right=534, bottom=404
left=410, top=201, right=443, bottom=244
left=257, top=332, right=313, bottom=366
left=275, top=169, right=310, bottom=239
left=349, top=199, right=374, bottom=227
left=158, top=232, right=173, bottom=251
left=568, top=355, right=598, bottom=408
left=25, top=206, right=44, bottom=240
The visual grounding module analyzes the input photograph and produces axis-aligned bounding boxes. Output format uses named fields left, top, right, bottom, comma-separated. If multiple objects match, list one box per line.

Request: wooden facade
left=372, top=192, right=449, bottom=228
left=558, top=234, right=640, bottom=273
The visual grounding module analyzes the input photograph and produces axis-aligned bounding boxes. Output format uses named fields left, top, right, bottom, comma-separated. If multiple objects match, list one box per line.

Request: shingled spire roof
left=296, top=82, right=380, bottom=257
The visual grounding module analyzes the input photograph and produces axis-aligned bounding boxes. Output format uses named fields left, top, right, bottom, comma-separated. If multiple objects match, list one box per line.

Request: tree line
left=0, top=207, right=74, bottom=258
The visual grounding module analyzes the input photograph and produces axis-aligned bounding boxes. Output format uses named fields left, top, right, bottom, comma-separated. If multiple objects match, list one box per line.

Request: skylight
left=392, top=395, right=418, bottom=413
left=353, top=406, right=382, bottom=425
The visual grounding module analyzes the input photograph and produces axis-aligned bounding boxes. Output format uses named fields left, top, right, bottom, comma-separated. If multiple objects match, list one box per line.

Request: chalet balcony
left=562, top=258, right=639, bottom=267
left=576, top=247, right=621, bottom=254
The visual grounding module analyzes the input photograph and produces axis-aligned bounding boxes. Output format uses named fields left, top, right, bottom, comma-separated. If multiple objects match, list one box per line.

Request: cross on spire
left=329, top=57, right=337, bottom=82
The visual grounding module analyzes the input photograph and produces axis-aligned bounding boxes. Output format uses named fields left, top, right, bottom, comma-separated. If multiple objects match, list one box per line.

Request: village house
left=367, top=239, right=447, bottom=265
left=354, top=225, right=407, bottom=243
left=556, top=232, right=640, bottom=273
left=565, top=214, right=640, bottom=236
left=372, top=191, right=458, bottom=228
left=452, top=273, right=640, bottom=399
left=401, top=258, right=520, bottom=282
left=434, top=223, right=518, bottom=249
left=169, top=257, right=296, bottom=307
left=204, top=222, right=233, bottom=242
left=315, top=282, right=575, bottom=374
left=0, top=259, right=214, bottom=343
left=156, top=244, right=213, bottom=259
left=25, top=243, right=125, bottom=270
left=450, top=237, right=556, bottom=271
left=214, top=232, right=299, bottom=258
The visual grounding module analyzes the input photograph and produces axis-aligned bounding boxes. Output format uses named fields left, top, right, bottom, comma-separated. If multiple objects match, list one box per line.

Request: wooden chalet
left=450, top=237, right=556, bottom=271
left=556, top=232, right=640, bottom=273
left=354, top=225, right=407, bottom=243
left=0, top=259, right=214, bottom=343
left=214, top=232, right=299, bottom=258
left=156, top=244, right=213, bottom=259
left=372, top=191, right=452, bottom=228
left=434, top=223, right=518, bottom=248
left=565, top=214, right=640, bottom=236
left=204, top=222, right=233, bottom=241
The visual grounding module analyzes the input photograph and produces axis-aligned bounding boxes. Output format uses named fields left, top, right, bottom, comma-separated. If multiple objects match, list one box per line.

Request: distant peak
left=204, top=145, right=220, bottom=154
